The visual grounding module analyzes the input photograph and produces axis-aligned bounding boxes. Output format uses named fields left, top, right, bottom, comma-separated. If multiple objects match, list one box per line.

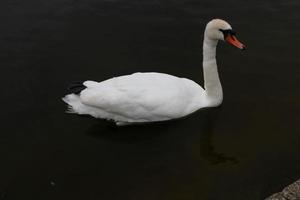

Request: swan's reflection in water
left=199, top=113, right=238, bottom=165
left=85, top=109, right=238, bottom=165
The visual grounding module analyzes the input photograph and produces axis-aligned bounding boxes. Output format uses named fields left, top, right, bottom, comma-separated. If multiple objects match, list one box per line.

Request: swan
left=62, top=19, right=245, bottom=125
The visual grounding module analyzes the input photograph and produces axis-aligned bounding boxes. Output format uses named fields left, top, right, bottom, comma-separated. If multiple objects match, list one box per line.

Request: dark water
left=1, top=0, right=300, bottom=199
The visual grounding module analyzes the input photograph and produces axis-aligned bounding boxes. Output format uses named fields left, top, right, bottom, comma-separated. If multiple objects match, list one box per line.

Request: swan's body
left=63, top=73, right=210, bottom=125
left=62, top=19, right=245, bottom=125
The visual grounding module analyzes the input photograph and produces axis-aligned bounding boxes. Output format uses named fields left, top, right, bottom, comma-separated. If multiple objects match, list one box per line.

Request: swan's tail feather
left=62, top=94, right=95, bottom=117
left=66, top=105, right=76, bottom=113
left=67, top=82, right=86, bottom=94
left=62, top=95, right=80, bottom=114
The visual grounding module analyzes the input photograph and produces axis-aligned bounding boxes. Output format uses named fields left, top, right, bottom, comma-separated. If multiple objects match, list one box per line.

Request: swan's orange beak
left=225, top=35, right=246, bottom=50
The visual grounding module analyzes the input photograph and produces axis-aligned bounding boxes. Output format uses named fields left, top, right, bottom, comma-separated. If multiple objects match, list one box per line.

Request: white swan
left=62, top=19, right=245, bottom=125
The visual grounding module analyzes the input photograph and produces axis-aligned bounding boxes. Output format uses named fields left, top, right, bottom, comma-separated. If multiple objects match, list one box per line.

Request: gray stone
left=265, top=179, right=300, bottom=200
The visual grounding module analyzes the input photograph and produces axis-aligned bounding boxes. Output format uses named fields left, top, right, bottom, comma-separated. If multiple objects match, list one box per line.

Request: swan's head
left=205, top=19, right=245, bottom=50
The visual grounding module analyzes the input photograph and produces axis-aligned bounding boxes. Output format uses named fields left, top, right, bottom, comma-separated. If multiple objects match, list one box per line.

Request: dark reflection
left=199, top=111, right=238, bottom=165
left=85, top=108, right=238, bottom=165
left=85, top=117, right=183, bottom=142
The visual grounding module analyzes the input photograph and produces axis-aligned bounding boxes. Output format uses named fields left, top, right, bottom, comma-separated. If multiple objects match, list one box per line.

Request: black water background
left=1, top=0, right=300, bottom=199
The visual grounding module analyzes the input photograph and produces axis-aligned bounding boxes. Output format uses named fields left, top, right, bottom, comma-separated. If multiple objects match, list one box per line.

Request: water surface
left=1, top=0, right=300, bottom=199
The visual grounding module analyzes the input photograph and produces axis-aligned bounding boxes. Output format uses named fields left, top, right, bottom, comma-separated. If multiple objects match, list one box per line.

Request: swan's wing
left=79, top=73, right=197, bottom=121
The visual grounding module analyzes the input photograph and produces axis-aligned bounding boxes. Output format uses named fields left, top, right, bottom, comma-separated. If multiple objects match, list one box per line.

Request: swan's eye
left=219, top=29, right=236, bottom=38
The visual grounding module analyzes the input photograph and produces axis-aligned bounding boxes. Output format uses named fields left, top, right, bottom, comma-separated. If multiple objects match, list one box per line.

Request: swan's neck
left=203, top=37, right=223, bottom=106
